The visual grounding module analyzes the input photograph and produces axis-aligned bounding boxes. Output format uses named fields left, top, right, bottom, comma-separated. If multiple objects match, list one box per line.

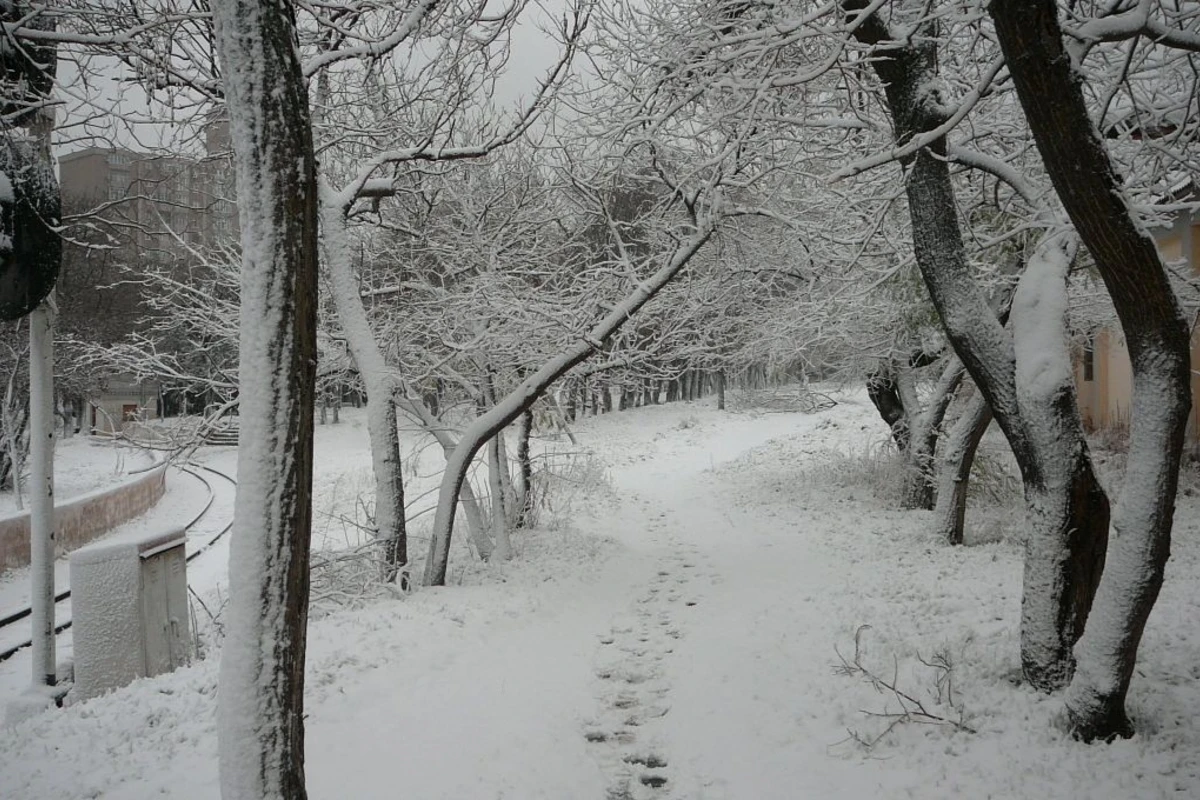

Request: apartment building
left=57, top=120, right=238, bottom=433
left=58, top=142, right=237, bottom=257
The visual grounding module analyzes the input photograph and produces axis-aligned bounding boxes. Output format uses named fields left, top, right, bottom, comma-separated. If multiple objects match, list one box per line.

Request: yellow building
left=1074, top=196, right=1199, bottom=442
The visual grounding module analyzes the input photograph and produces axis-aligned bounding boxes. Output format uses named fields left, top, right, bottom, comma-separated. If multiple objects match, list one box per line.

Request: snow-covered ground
left=0, top=436, right=156, bottom=515
left=1, top=393, right=1198, bottom=799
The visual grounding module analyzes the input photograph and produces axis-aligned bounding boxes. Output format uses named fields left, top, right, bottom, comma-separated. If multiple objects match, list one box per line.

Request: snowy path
left=575, top=404, right=884, bottom=799
left=2, top=398, right=1199, bottom=799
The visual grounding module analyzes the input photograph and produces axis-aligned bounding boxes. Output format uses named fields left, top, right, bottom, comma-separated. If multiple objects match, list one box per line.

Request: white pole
left=28, top=297, right=55, bottom=687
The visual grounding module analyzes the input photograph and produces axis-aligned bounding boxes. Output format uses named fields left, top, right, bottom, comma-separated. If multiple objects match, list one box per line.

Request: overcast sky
left=54, top=2, right=575, bottom=161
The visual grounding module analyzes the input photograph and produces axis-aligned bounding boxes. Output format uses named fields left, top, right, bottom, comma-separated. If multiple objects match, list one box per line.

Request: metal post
left=28, top=297, right=55, bottom=687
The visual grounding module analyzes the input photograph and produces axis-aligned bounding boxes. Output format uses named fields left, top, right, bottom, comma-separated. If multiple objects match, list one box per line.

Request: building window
left=1083, top=338, right=1095, bottom=382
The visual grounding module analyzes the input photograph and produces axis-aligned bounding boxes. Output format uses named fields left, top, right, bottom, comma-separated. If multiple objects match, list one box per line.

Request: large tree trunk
left=992, top=0, right=1192, bottom=741
left=932, top=390, right=992, bottom=546
left=318, top=190, right=407, bottom=582
left=1011, top=238, right=1112, bottom=691
left=211, top=0, right=318, bottom=796
left=845, top=0, right=1109, bottom=691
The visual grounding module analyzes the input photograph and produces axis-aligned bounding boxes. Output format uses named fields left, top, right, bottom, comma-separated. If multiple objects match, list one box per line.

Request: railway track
left=0, top=463, right=236, bottom=664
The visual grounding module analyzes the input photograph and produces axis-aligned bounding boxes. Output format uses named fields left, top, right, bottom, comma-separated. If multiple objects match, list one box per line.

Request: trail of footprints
left=584, top=507, right=716, bottom=799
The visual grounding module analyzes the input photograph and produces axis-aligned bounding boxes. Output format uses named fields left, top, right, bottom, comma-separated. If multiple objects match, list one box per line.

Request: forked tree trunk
left=993, top=0, right=1192, bottom=740
left=846, top=0, right=1109, bottom=691
left=933, top=390, right=992, bottom=546
left=212, top=0, right=318, bottom=795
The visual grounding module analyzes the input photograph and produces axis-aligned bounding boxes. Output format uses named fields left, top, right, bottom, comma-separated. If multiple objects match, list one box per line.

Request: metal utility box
left=68, top=527, right=193, bottom=703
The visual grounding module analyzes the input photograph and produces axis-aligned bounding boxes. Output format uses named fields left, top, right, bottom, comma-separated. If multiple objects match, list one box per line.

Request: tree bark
left=866, top=363, right=910, bottom=451
left=488, top=434, right=512, bottom=561
left=514, top=408, right=534, bottom=528
left=900, top=357, right=965, bottom=510
left=211, top=0, right=317, bottom=795
left=992, top=0, right=1192, bottom=740
left=565, top=382, right=577, bottom=422
left=932, top=390, right=992, bottom=546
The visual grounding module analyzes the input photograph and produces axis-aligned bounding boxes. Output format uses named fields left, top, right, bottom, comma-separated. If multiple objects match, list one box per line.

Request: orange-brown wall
left=1076, top=222, right=1198, bottom=441
left=0, top=464, right=168, bottom=575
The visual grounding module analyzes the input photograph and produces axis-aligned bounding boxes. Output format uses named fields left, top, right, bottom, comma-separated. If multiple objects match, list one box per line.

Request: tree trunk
left=514, top=408, right=534, bottom=528
left=932, top=390, right=992, bottom=546
left=846, top=0, right=1109, bottom=691
left=992, top=0, right=1192, bottom=740
left=375, top=399, right=407, bottom=582
left=900, top=358, right=965, bottom=510
left=319, top=192, right=406, bottom=582
left=212, top=0, right=318, bottom=794
left=28, top=302, right=55, bottom=690
left=565, top=383, right=577, bottom=422
left=716, top=369, right=726, bottom=411
left=866, top=362, right=910, bottom=451
left=488, top=434, right=512, bottom=561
